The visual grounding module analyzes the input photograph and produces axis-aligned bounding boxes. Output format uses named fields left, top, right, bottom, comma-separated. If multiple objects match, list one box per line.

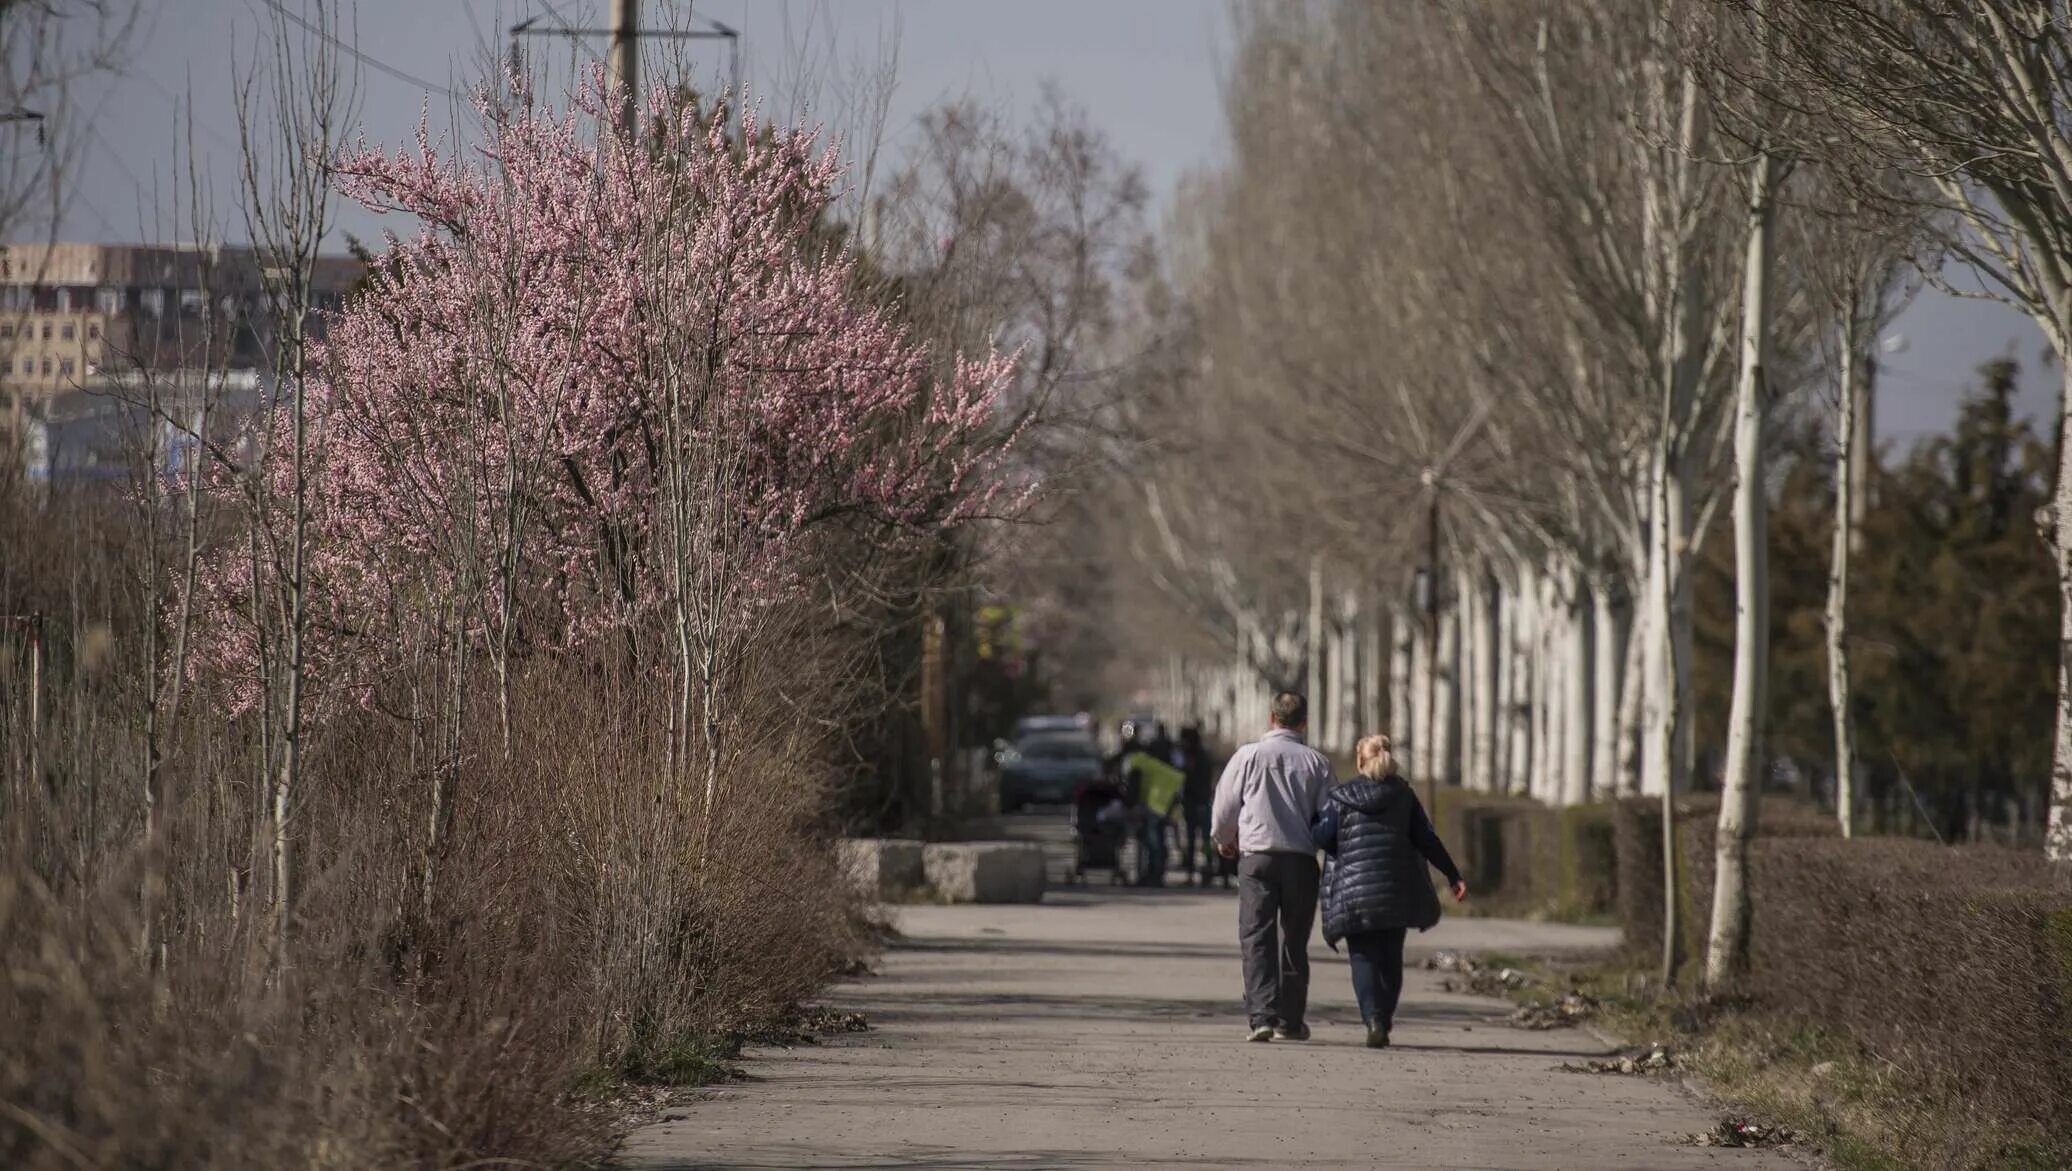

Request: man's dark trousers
left=1236, top=851, right=1320, bottom=1030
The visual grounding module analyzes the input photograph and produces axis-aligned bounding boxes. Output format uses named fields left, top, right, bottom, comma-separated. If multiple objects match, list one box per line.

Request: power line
left=128, top=69, right=242, bottom=154
left=534, top=0, right=605, bottom=61
left=86, top=122, right=150, bottom=199
left=255, top=0, right=457, bottom=98
left=72, top=184, right=125, bottom=241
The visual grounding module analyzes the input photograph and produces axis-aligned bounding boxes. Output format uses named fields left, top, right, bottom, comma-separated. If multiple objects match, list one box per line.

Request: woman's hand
left=1451, top=880, right=1469, bottom=903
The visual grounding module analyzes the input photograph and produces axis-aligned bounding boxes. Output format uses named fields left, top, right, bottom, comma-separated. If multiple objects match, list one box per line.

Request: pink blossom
left=189, top=76, right=1020, bottom=714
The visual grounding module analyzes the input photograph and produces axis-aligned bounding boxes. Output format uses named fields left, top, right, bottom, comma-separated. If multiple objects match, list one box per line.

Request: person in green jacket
left=1124, top=742, right=1184, bottom=886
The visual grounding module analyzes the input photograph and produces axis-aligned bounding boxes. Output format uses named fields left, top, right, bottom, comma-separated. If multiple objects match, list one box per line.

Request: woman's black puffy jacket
left=1312, top=775, right=1463, bottom=945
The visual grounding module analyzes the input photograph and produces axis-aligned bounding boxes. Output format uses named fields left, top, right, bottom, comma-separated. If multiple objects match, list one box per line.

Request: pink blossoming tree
left=198, top=78, right=1020, bottom=898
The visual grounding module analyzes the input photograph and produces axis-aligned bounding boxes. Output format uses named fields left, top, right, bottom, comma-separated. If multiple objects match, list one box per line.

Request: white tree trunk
left=1673, top=481, right=1697, bottom=788
left=2047, top=357, right=2072, bottom=861
left=1562, top=568, right=1593, bottom=806
left=1320, top=615, right=1342, bottom=750
left=1361, top=595, right=1385, bottom=741
left=1489, top=573, right=1511, bottom=791
left=1640, top=472, right=1672, bottom=800
left=1641, top=450, right=1693, bottom=797
left=1506, top=569, right=1535, bottom=797
left=1466, top=568, right=1497, bottom=791
left=1337, top=589, right=1361, bottom=751
left=1391, top=607, right=1413, bottom=743
left=1591, top=575, right=1627, bottom=799
left=1614, top=609, right=1646, bottom=797
left=1231, top=657, right=1247, bottom=738
left=1410, top=611, right=1430, bottom=778
left=1436, top=590, right=1460, bottom=785
left=1529, top=568, right=1554, bottom=802
left=1306, top=553, right=1325, bottom=725
left=1828, top=312, right=1863, bottom=838
left=1709, top=149, right=1777, bottom=988
left=1542, top=598, right=1564, bottom=804
left=1645, top=445, right=1685, bottom=983
left=1455, top=572, right=1477, bottom=789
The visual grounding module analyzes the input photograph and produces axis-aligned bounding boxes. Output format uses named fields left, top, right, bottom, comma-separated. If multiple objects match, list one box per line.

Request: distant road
left=622, top=815, right=1793, bottom=1170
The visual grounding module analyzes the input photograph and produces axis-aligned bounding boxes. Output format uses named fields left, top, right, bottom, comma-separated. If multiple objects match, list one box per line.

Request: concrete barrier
left=922, top=841, right=1047, bottom=904
left=837, top=838, right=926, bottom=897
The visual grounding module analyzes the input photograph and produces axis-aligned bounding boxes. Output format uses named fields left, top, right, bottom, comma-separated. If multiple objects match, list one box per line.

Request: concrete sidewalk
left=620, top=881, right=1801, bottom=1170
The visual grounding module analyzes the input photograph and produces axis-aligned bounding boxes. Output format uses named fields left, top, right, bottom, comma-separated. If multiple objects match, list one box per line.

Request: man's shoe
left=1272, top=1023, right=1310, bottom=1042
left=1245, top=1025, right=1275, bottom=1043
left=1365, top=1027, right=1390, bottom=1049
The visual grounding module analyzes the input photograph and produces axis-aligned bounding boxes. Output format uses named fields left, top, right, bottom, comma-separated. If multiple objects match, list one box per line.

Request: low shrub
left=1428, top=789, right=1617, bottom=920
left=1613, top=794, right=1838, bottom=970
left=1605, top=792, right=2071, bottom=1166
left=1740, top=837, right=2072, bottom=1163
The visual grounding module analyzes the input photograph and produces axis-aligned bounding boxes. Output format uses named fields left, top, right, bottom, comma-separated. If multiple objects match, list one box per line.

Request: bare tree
left=1733, top=0, right=2072, bottom=860
left=231, top=0, right=355, bottom=960
left=0, top=1, right=142, bottom=242
left=129, top=130, right=237, bottom=977
left=1703, top=3, right=1788, bottom=990
left=1796, top=183, right=1914, bottom=838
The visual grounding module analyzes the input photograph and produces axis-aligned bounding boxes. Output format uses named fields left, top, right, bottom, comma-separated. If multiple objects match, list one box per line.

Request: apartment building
left=0, top=242, right=360, bottom=462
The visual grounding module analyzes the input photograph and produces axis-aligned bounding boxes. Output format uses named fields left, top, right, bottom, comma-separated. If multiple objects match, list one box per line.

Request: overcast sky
left=54, top=0, right=2056, bottom=445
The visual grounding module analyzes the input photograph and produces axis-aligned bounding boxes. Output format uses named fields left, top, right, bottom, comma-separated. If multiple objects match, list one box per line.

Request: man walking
left=1211, top=691, right=1335, bottom=1042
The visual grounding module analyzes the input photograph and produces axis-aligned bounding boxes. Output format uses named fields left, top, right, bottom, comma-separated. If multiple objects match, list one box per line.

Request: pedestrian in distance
left=1211, top=690, right=1335, bottom=1042
left=1122, top=740, right=1184, bottom=886
left=1174, top=724, right=1223, bottom=888
left=1312, top=734, right=1467, bottom=1049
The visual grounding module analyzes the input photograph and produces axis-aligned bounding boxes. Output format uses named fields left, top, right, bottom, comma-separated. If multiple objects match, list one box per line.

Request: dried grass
left=0, top=485, right=879, bottom=1169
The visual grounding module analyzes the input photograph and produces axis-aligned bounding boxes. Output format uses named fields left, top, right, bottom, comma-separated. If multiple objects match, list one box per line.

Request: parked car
left=998, top=732, right=1103, bottom=812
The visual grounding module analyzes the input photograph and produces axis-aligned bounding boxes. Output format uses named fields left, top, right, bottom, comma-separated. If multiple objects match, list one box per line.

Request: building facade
left=0, top=242, right=360, bottom=464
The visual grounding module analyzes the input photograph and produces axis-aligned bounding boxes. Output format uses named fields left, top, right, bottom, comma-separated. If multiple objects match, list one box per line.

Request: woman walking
left=1312, top=734, right=1467, bottom=1048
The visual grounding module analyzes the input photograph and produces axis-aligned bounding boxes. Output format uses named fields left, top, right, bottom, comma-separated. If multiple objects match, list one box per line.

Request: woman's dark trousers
left=1346, top=928, right=1409, bottom=1032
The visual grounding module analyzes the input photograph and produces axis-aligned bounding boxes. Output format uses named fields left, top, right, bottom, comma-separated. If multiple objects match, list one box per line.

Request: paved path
left=622, top=815, right=1801, bottom=1170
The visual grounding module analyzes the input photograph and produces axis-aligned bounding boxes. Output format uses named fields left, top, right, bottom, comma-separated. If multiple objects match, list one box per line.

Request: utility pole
left=511, top=3, right=740, bottom=141
left=609, top=0, right=639, bottom=137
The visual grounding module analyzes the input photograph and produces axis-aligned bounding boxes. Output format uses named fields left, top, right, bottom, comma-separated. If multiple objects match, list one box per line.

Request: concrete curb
left=922, top=841, right=1047, bottom=904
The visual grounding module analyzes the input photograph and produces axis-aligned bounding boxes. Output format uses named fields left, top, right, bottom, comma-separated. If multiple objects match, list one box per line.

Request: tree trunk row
left=1162, top=561, right=1641, bottom=809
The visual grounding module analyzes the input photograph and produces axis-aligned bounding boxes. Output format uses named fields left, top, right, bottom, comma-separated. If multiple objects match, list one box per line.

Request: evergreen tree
left=1695, top=359, right=2058, bottom=840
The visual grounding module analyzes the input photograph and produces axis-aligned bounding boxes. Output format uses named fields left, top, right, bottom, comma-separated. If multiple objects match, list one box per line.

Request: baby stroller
left=1069, top=778, right=1130, bottom=885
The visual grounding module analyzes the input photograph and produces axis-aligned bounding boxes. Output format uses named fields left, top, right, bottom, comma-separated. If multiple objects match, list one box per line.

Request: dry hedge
left=1612, top=795, right=1839, bottom=966
left=1740, top=837, right=2072, bottom=1160
left=1428, top=790, right=1617, bottom=920
left=1607, top=794, right=2072, bottom=1162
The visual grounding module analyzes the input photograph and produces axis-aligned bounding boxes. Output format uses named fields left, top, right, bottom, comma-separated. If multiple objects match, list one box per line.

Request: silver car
left=998, top=733, right=1103, bottom=812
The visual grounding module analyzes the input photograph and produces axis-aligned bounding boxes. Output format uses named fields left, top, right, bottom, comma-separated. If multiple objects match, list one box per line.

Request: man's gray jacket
left=1209, top=728, right=1336, bottom=856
